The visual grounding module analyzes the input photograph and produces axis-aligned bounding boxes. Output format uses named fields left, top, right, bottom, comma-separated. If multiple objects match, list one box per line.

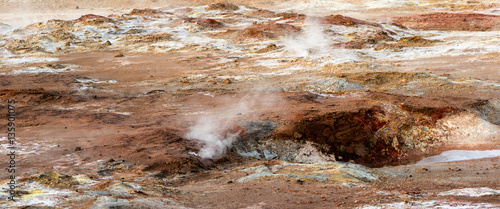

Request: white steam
left=281, top=16, right=359, bottom=63
left=186, top=93, right=279, bottom=159
left=283, top=17, right=331, bottom=57
left=186, top=114, right=241, bottom=159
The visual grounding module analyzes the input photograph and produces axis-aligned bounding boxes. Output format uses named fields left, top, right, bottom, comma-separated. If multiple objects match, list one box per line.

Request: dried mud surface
left=0, top=0, right=499, bottom=208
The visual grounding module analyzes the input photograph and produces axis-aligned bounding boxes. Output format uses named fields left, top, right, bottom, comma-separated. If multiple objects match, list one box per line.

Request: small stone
left=75, top=146, right=82, bottom=151
left=114, top=53, right=124, bottom=57
left=56, top=47, right=62, bottom=50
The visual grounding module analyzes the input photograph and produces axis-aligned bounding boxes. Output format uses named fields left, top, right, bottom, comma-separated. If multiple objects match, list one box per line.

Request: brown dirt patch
left=341, top=72, right=431, bottom=85
left=244, top=9, right=277, bottom=18
left=332, top=41, right=366, bottom=49
left=392, top=13, right=500, bottom=31
left=276, top=12, right=307, bottom=22
left=375, top=36, right=435, bottom=50
left=126, top=8, right=170, bottom=16
left=231, top=22, right=301, bottom=42
left=322, top=14, right=380, bottom=27
left=0, top=88, right=83, bottom=106
left=13, top=19, right=74, bottom=33
left=207, top=3, right=240, bottom=11
left=120, top=32, right=173, bottom=43
left=181, top=17, right=224, bottom=29
left=75, top=14, right=116, bottom=25
left=81, top=128, right=210, bottom=177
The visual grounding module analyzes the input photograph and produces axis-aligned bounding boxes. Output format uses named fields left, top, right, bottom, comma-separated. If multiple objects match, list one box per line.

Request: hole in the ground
left=275, top=105, right=462, bottom=167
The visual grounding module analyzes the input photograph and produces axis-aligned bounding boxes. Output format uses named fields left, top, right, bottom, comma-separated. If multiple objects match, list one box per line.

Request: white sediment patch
left=363, top=29, right=500, bottom=61
left=11, top=66, right=75, bottom=74
left=362, top=0, right=422, bottom=9
left=417, top=150, right=500, bottom=164
left=197, top=92, right=215, bottom=97
left=438, top=187, right=500, bottom=197
left=75, top=78, right=117, bottom=84
left=359, top=200, right=500, bottom=209
left=1, top=56, right=59, bottom=66
left=313, top=92, right=368, bottom=99
left=256, top=59, right=283, bottom=68
left=0, top=137, right=58, bottom=156
left=363, top=40, right=499, bottom=61
left=276, top=0, right=356, bottom=14
left=260, top=71, right=292, bottom=76
left=0, top=182, right=76, bottom=207
left=436, top=112, right=500, bottom=145
left=110, top=111, right=131, bottom=115
left=72, top=78, right=117, bottom=95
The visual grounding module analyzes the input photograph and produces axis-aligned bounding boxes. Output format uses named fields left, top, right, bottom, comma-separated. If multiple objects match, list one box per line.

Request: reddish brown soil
left=245, top=9, right=278, bottom=18
left=75, top=14, right=115, bottom=24
left=121, top=32, right=173, bottom=43
left=332, top=41, right=366, bottom=49
left=231, top=22, right=301, bottom=41
left=276, top=12, right=307, bottom=21
left=182, top=17, right=224, bottom=28
left=322, top=14, right=381, bottom=27
left=207, top=3, right=240, bottom=11
left=392, top=13, right=500, bottom=31
left=0, top=1, right=499, bottom=208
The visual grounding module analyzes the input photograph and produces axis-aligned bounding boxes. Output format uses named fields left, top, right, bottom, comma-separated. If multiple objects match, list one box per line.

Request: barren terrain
left=0, top=0, right=499, bottom=208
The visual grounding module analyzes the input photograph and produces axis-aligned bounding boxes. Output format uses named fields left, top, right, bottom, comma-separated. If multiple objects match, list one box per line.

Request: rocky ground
left=0, top=0, right=499, bottom=208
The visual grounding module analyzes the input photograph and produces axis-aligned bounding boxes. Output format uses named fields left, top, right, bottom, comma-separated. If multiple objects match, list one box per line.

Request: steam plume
left=186, top=114, right=241, bottom=159
left=283, top=17, right=331, bottom=56
left=186, top=93, right=277, bottom=159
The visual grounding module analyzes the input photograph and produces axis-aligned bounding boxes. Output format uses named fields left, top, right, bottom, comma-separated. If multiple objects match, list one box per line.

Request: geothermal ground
left=0, top=0, right=499, bottom=208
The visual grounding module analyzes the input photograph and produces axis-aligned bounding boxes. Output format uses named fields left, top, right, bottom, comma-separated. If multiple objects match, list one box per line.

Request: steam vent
left=1, top=0, right=499, bottom=208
